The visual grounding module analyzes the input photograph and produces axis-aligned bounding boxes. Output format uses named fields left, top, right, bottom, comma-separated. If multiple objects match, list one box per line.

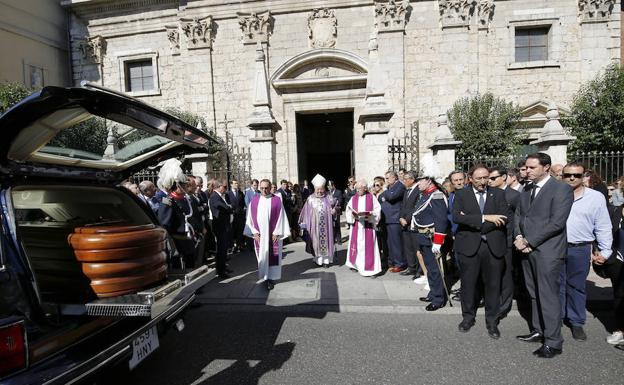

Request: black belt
left=567, top=241, right=592, bottom=248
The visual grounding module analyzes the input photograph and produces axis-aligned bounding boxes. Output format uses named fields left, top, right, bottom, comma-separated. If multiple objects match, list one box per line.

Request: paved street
left=94, top=238, right=623, bottom=385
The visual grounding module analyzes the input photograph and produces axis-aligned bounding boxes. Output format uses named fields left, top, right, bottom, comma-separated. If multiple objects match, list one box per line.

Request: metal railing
left=568, top=150, right=624, bottom=184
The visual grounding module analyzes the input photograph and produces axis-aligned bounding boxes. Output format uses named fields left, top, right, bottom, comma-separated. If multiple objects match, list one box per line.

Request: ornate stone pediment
left=181, top=16, right=214, bottom=50
left=165, top=25, right=180, bottom=55
left=271, top=49, right=368, bottom=93
left=578, top=0, right=616, bottom=23
left=374, top=0, right=410, bottom=32
left=237, top=11, right=273, bottom=44
left=308, top=8, right=337, bottom=49
left=521, top=100, right=571, bottom=140
left=477, top=0, right=495, bottom=29
left=79, top=35, right=106, bottom=64
left=439, top=0, right=478, bottom=29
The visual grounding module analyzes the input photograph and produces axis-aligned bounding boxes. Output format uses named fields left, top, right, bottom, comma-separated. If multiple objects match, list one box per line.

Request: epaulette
left=161, top=197, right=172, bottom=206
left=431, top=191, right=445, bottom=199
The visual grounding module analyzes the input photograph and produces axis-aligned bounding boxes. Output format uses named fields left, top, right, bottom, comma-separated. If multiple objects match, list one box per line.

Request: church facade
left=64, top=0, right=621, bottom=184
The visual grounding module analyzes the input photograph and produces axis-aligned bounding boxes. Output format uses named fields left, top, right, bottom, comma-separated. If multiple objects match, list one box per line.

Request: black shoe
left=400, top=269, right=416, bottom=276
left=323, top=263, right=330, bottom=268
left=225, top=268, right=234, bottom=274
left=425, top=302, right=446, bottom=311
left=533, top=344, right=562, bottom=358
left=487, top=325, right=501, bottom=339
left=571, top=326, right=587, bottom=341
left=217, top=273, right=231, bottom=279
left=458, top=320, right=475, bottom=333
left=517, top=331, right=543, bottom=343
left=265, top=280, right=275, bottom=290
left=419, top=297, right=433, bottom=303
left=477, top=299, right=485, bottom=308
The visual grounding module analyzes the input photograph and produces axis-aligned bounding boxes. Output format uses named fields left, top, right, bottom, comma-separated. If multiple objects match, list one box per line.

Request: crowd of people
left=121, top=153, right=624, bottom=358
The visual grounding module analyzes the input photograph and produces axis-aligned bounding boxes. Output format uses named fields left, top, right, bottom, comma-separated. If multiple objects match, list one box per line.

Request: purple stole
left=348, top=193, right=375, bottom=271
left=250, top=195, right=282, bottom=266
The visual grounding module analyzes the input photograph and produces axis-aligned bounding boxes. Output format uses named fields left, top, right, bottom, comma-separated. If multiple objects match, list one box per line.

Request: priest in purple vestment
left=298, top=174, right=338, bottom=268
left=345, top=179, right=382, bottom=277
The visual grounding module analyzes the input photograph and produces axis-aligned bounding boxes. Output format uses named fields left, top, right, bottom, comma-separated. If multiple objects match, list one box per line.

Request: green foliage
left=164, top=107, right=209, bottom=132
left=0, top=82, right=34, bottom=115
left=48, top=117, right=109, bottom=156
left=566, top=64, right=624, bottom=152
left=447, top=92, right=525, bottom=159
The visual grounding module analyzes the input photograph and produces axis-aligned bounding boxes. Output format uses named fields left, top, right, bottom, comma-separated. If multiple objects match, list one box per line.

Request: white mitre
left=311, top=174, right=326, bottom=188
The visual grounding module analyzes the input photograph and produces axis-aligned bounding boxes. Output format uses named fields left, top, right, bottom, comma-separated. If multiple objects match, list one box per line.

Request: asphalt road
left=95, top=306, right=623, bottom=385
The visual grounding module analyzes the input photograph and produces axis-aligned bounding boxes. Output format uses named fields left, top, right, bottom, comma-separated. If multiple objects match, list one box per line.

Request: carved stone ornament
left=477, top=0, right=495, bottom=29
left=237, top=11, right=273, bottom=44
left=308, top=8, right=337, bottom=49
left=165, top=25, right=180, bottom=54
left=374, top=0, right=410, bottom=32
left=578, top=0, right=616, bottom=23
left=181, top=16, right=213, bottom=50
left=439, top=0, right=478, bottom=29
left=79, top=35, right=106, bottom=64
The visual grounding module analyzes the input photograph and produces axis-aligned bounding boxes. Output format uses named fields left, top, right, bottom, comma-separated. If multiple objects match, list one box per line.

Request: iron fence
left=388, top=121, right=420, bottom=172
left=568, top=151, right=624, bottom=184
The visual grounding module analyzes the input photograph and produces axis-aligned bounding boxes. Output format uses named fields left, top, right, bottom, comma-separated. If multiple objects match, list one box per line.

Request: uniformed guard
left=411, top=170, right=449, bottom=311
left=156, top=159, right=200, bottom=269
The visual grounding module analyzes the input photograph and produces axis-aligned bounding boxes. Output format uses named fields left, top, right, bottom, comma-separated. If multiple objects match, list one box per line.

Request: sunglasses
left=563, top=173, right=583, bottom=179
left=489, top=175, right=504, bottom=181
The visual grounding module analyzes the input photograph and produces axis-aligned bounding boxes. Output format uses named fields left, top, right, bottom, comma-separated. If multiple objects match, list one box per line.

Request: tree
left=0, top=82, right=33, bottom=115
left=447, top=92, right=525, bottom=159
left=566, top=64, right=624, bottom=152
left=164, top=107, right=209, bottom=132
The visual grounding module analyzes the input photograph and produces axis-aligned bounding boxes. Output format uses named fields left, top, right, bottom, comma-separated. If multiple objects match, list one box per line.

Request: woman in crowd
left=611, top=176, right=624, bottom=206
left=583, top=170, right=609, bottom=202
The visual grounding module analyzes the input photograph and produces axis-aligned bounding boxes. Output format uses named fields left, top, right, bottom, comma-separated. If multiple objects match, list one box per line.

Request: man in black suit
left=399, top=170, right=421, bottom=277
left=453, top=165, right=510, bottom=338
left=327, top=180, right=344, bottom=244
left=514, top=153, right=573, bottom=358
left=488, top=166, right=521, bottom=320
left=381, top=171, right=407, bottom=272
left=210, top=179, right=234, bottom=278
left=227, top=179, right=246, bottom=252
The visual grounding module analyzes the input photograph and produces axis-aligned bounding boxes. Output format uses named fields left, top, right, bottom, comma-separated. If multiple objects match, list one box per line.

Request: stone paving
left=196, top=229, right=614, bottom=314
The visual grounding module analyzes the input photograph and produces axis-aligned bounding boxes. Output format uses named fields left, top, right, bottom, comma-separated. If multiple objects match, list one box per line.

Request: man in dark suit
left=488, top=166, right=521, bottom=320
left=327, top=180, right=344, bottom=244
left=453, top=165, right=510, bottom=339
left=227, top=179, right=246, bottom=252
left=381, top=170, right=407, bottom=272
left=210, top=179, right=234, bottom=278
left=399, top=170, right=421, bottom=277
left=514, top=153, right=573, bottom=358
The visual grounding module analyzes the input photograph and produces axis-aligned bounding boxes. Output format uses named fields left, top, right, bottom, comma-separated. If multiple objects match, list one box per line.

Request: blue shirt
left=566, top=187, right=613, bottom=259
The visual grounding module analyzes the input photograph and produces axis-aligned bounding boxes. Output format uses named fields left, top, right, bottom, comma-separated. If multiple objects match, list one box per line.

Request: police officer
left=156, top=159, right=200, bottom=269
left=411, top=172, right=449, bottom=311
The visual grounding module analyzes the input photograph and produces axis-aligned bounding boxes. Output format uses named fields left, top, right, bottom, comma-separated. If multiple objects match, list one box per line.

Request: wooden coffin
left=68, top=224, right=168, bottom=298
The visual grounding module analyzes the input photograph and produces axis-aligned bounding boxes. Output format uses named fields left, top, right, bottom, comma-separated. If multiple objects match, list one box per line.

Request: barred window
left=125, top=60, right=154, bottom=92
left=515, top=27, right=549, bottom=62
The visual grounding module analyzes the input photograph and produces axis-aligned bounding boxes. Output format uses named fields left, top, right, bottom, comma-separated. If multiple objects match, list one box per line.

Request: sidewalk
left=196, top=233, right=614, bottom=314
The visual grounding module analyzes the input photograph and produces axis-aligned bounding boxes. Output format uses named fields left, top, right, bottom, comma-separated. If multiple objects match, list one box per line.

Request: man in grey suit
left=513, top=153, right=573, bottom=358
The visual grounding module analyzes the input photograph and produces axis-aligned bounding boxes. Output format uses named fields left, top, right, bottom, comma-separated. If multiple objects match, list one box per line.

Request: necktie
left=478, top=191, right=485, bottom=214
left=406, top=188, right=412, bottom=199
left=530, top=185, right=537, bottom=204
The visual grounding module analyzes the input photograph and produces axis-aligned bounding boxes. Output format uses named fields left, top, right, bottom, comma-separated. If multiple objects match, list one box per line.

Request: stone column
left=428, top=113, right=461, bottom=178
left=530, top=103, right=575, bottom=165
left=246, top=42, right=277, bottom=181
left=238, top=12, right=277, bottom=181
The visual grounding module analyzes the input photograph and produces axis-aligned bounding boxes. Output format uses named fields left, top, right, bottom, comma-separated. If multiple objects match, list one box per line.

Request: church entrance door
left=296, top=111, right=353, bottom=190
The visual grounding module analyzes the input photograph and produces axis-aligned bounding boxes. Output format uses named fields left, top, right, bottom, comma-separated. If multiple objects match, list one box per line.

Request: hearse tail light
left=0, top=320, right=27, bottom=377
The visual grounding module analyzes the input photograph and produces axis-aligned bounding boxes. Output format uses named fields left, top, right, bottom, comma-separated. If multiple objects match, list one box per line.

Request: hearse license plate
left=129, top=326, right=159, bottom=370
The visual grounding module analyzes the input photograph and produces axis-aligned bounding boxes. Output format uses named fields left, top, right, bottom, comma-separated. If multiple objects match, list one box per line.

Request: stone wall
left=65, top=0, right=621, bottom=182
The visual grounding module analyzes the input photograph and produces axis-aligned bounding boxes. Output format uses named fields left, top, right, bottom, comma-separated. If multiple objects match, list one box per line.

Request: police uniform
left=157, top=194, right=198, bottom=269
left=411, top=186, right=449, bottom=309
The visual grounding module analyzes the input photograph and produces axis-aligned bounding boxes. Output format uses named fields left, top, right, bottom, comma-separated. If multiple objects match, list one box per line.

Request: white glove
left=431, top=244, right=441, bottom=254
left=299, top=223, right=307, bottom=230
